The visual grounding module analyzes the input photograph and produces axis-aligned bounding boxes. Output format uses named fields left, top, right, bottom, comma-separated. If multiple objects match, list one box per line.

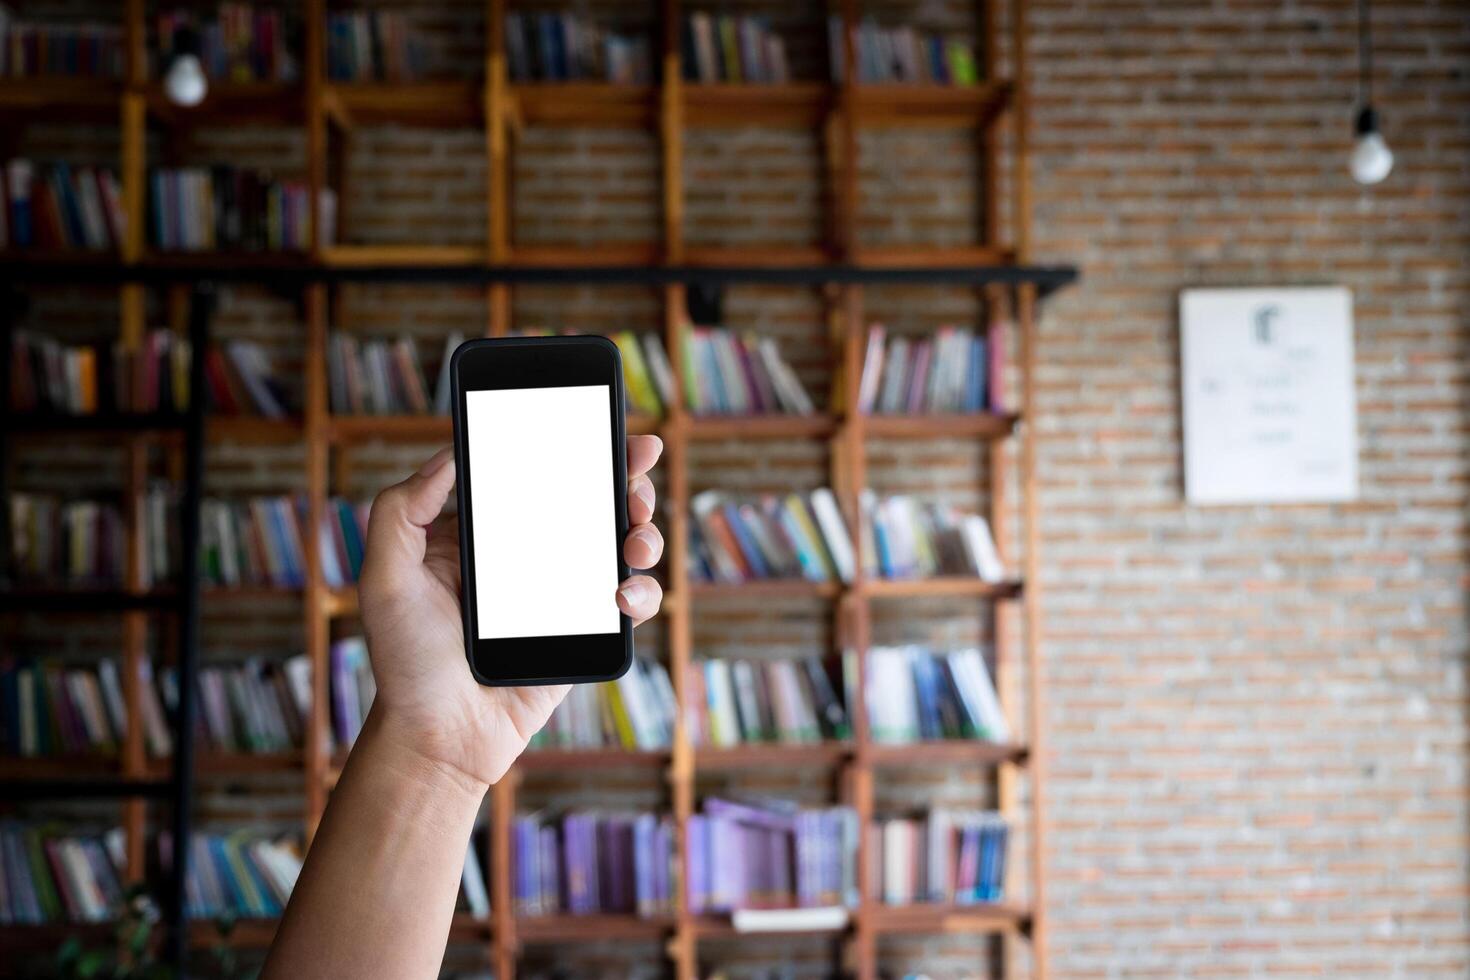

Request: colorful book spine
left=686, top=799, right=858, bottom=913
left=149, top=166, right=320, bottom=252
left=688, top=655, right=848, bottom=748
left=0, top=13, right=125, bottom=79
left=328, top=636, right=374, bottom=750
left=513, top=811, right=676, bottom=918
left=529, top=657, right=676, bottom=751
left=0, top=160, right=125, bottom=251
left=327, top=333, right=448, bottom=417
left=682, top=14, right=788, bottom=84
left=325, top=10, right=426, bottom=83
left=177, top=831, right=303, bottom=919
left=7, top=494, right=126, bottom=587
left=858, top=492, right=1007, bottom=582
left=857, top=645, right=1010, bottom=745
left=829, top=20, right=979, bottom=85
left=858, top=324, right=994, bottom=414
left=871, top=810, right=1007, bottom=906
left=156, top=5, right=297, bottom=83
left=688, top=488, right=852, bottom=585
left=681, top=327, right=814, bottom=416
left=0, top=823, right=126, bottom=924
left=505, top=13, right=653, bottom=84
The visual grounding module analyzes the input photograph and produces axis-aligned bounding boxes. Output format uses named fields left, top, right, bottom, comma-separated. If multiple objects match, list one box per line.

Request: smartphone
left=450, top=335, right=633, bottom=686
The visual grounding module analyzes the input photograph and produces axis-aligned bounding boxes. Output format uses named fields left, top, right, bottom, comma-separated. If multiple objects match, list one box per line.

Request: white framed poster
left=1180, top=287, right=1359, bottom=505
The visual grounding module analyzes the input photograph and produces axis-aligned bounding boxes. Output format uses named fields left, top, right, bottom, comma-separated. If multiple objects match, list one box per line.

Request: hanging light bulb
left=1349, top=0, right=1391, bottom=185
left=1351, top=107, right=1394, bottom=185
left=164, top=26, right=207, bottom=107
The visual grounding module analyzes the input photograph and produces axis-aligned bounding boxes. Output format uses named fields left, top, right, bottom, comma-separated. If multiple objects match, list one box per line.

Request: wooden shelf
left=318, top=244, right=486, bottom=267
left=145, top=82, right=303, bottom=126
left=518, top=748, right=670, bottom=772
left=326, top=80, right=483, bottom=127
left=517, top=913, right=675, bottom=943
left=0, top=78, right=121, bottom=120
left=683, top=83, right=831, bottom=127
left=0, top=756, right=135, bottom=780
left=695, top=742, right=851, bottom=770
left=0, top=588, right=182, bottom=614
left=689, top=580, right=843, bottom=600
left=862, top=412, right=1018, bottom=439
left=860, top=577, right=1023, bottom=599
left=863, top=741, right=1027, bottom=767
left=323, top=586, right=359, bottom=618
left=682, top=414, right=837, bottom=440
left=852, top=82, right=1010, bottom=128
left=328, top=413, right=662, bottom=443
left=513, top=83, right=656, bottom=127
left=690, top=912, right=848, bottom=939
left=864, top=901, right=1032, bottom=935
left=449, top=912, right=494, bottom=943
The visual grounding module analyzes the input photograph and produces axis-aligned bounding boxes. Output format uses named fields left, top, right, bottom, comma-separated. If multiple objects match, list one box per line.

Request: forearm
left=263, top=704, right=488, bottom=980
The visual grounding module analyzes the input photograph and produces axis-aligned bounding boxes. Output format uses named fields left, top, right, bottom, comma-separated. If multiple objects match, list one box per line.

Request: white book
left=460, top=841, right=491, bottom=918
left=952, top=648, right=1010, bottom=742
left=641, top=332, right=677, bottom=410
left=96, top=659, right=129, bottom=740
left=138, top=659, right=173, bottom=756
left=706, top=659, right=741, bottom=748
left=958, top=514, right=1006, bottom=582
left=882, top=820, right=908, bottom=905
left=807, top=488, right=856, bottom=584
left=733, top=906, right=849, bottom=933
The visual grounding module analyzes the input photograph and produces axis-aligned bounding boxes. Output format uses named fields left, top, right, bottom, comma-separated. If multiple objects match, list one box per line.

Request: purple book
left=563, top=814, right=588, bottom=914
left=703, top=798, right=798, bottom=834
left=538, top=826, right=559, bottom=914
left=633, top=814, right=655, bottom=917
left=596, top=819, right=616, bottom=912
left=686, top=815, right=708, bottom=914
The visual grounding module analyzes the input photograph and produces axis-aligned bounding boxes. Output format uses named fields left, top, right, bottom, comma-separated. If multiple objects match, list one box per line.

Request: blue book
left=206, top=837, right=246, bottom=914
left=872, top=518, right=895, bottom=578
left=699, top=334, right=729, bottom=412
left=910, top=654, right=944, bottom=741
left=721, top=503, right=771, bottom=578
left=965, top=337, right=988, bottom=412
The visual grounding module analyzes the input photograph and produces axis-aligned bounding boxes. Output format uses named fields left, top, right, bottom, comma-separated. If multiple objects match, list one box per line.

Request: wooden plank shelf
left=863, top=901, right=1032, bottom=936
left=517, top=913, right=674, bottom=943
left=326, top=80, right=483, bottom=127
left=0, top=78, right=121, bottom=120
left=144, top=82, right=304, bottom=126
left=682, top=414, right=837, bottom=440
left=861, top=577, right=1023, bottom=599
left=319, top=244, right=487, bottom=267
left=512, top=83, right=656, bottom=127
left=323, top=586, right=359, bottom=618
left=683, top=83, right=831, bottom=127
left=851, top=82, right=1010, bottom=129
left=695, top=742, right=851, bottom=770
left=689, top=580, right=843, bottom=600
left=690, top=913, right=848, bottom=939
left=862, top=412, right=1018, bottom=439
left=329, top=414, right=662, bottom=443
left=863, top=741, right=1027, bottom=767
left=518, top=748, right=671, bottom=772
left=448, top=913, right=494, bottom=943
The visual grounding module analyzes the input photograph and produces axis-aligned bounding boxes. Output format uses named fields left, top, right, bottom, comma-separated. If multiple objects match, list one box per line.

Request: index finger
left=628, top=434, right=663, bottom=480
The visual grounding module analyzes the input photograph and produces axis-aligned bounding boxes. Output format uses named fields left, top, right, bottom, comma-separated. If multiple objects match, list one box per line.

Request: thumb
left=364, top=447, right=457, bottom=572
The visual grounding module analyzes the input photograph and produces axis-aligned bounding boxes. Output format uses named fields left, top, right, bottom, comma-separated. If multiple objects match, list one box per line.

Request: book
left=829, top=20, right=979, bottom=85
left=149, top=166, right=320, bottom=252
left=513, top=810, right=675, bottom=917
left=328, top=333, right=455, bottom=417
left=0, top=12, right=125, bottom=80
left=688, top=489, right=854, bottom=586
left=179, top=832, right=303, bottom=919
left=858, top=492, right=1007, bottom=582
left=683, top=14, right=788, bottom=83
left=871, top=810, right=1008, bottom=906
left=857, top=646, right=1009, bottom=745
left=687, top=799, right=858, bottom=913
left=156, top=4, right=298, bottom=83
left=683, top=327, right=814, bottom=416
left=0, top=823, right=124, bottom=924
left=0, top=160, right=124, bottom=250
left=506, top=13, right=652, bottom=84
left=687, top=656, right=848, bottom=748
left=328, top=636, right=373, bottom=750
left=7, top=493, right=126, bottom=587
left=326, top=10, right=424, bottom=82
left=528, top=657, right=676, bottom=752
left=858, top=324, right=994, bottom=414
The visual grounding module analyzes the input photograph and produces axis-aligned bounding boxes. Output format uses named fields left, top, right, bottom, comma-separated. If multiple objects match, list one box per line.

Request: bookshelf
left=0, top=1, right=1073, bottom=978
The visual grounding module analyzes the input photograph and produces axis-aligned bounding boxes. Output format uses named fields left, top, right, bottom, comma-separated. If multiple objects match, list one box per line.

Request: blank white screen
left=466, top=385, right=620, bottom=639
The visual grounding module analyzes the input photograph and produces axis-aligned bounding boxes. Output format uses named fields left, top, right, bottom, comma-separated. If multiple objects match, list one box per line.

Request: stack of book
left=8, top=494, right=126, bottom=588
left=682, top=14, right=789, bottom=84
left=9, top=332, right=115, bottom=415
left=682, top=327, right=815, bottom=416
left=328, top=636, right=374, bottom=750
left=0, top=8, right=125, bottom=79
left=529, top=657, right=676, bottom=752
left=0, top=823, right=125, bottom=923
left=829, top=19, right=979, bottom=85
left=687, top=656, right=848, bottom=748
left=859, top=646, right=1009, bottom=745
left=858, top=492, right=1007, bottom=582
left=149, top=166, right=317, bottom=252
left=857, top=324, right=998, bottom=415
left=180, top=832, right=302, bottom=919
left=505, top=13, right=653, bottom=84
left=196, top=495, right=309, bottom=589
left=327, top=332, right=457, bottom=416
left=688, top=488, right=855, bottom=585
left=189, top=657, right=311, bottom=755
left=319, top=498, right=369, bottom=589
left=326, top=10, right=425, bottom=82
left=205, top=339, right=292, bottom=416
left=1, top=659, right=133, bottom=758
left=513, top=811, right=676, bottom=918
left=871, top=810, right=1008, bottom=906
left=611, top=331, right=675, bottom=417
left=156, top=4, right=298, bottom=82
left=1, top=160, right=126, bottom=251
left=687, top=799, right=859, bottom=912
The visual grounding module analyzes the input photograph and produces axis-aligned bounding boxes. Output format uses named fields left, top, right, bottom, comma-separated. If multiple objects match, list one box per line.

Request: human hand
left=356, top=435, right=665, bottom=790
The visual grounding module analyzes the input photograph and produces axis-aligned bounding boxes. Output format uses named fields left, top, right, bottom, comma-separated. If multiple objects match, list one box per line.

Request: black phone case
left=450, top=335, right=633, bottom=687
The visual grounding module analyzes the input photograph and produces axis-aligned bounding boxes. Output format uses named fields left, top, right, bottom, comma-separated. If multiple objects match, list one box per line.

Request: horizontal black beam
left=1, top=412, right=189, bottom=435
left=0, top=590, right=184, bottom=614
left=0, top=260, right=1079, bottom=295
left=0, top=778, right=173, bottom=800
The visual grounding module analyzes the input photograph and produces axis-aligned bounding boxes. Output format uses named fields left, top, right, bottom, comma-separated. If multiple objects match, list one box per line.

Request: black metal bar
left=0, top=286, right=14, bottom=589
left=0, top=779, right=174, bottom=801
left=164, top=285, right=212, bottom=973
left=0, top=412, right=190, bottom=434
left=0, top=590, right=185, bottom=613
left=0, top=260, right=1080, bottom=296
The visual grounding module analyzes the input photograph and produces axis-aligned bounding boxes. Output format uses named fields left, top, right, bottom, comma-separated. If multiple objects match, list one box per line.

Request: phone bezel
left=450, top=335, right=633, bottom=686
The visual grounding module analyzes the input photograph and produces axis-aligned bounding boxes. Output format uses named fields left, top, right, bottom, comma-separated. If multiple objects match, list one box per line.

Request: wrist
left=355, top=703, right=491, bottom=807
